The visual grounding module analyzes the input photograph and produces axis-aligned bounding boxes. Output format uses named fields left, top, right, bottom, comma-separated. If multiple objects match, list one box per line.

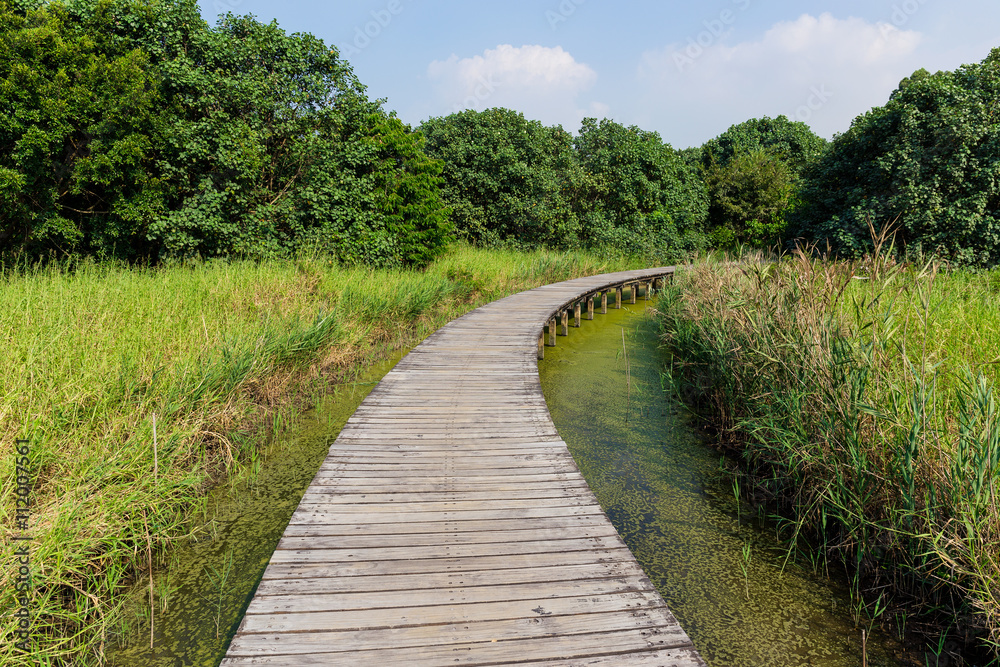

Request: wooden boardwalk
left=222, top=268, right=705, bottom=666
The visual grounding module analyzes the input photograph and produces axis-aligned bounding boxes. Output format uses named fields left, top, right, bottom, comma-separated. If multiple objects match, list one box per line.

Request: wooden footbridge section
left=222, top=268, right=705, bottom=666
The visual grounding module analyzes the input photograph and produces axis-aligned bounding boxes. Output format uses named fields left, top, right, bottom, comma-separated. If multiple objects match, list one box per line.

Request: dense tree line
left=0, top=0, right=450, bottom=266
left=419, top=110, right=708, bottom=261
left=687, top=48, right=1000, bottom=267
left=3, top=0, right=997, bottom=267
left=0, top=0, right=711, bottom=267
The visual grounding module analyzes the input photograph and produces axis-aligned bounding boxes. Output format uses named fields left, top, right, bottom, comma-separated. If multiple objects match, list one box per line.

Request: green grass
left=658, top=249, right=1000, bottom=662
left=0, top=244, right=646, bottom=666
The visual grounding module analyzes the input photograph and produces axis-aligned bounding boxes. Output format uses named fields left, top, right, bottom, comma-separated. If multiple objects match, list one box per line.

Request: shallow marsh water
left=107, top=350, right=407, bottom=666
left=539, top=301, right=912, bottom=667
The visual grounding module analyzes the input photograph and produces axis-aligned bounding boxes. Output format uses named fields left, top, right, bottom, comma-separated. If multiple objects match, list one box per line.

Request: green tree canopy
left=0, top=0, right=451, bottom=266
left=0, top=0, right=162, bottom=257
left=700, top=115, right=827, bottom=174
left=573, top=117, right=708, bottom=257
left=419, top=108, right=583, bottom=249
left=699, top=115, right=826, bottom=247
left=789, top=50, right=1000, bottom=265
left=703, top=148, right=796, bottom=247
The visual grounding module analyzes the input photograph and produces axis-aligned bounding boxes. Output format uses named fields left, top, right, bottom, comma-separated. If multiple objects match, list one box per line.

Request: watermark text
left=12, top=438, right=33, bottom=653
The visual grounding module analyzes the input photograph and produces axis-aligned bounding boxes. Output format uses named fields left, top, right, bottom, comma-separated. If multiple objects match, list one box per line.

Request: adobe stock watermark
left=12, top=438, right=34, bottom=653
left=450, top=74, right=502, bottom=114
left=791, top=85, right=834, bottom=123
left=674, top=0, right=752, bottom=72
left=546, top=0, right=586, bottom=31
left=339, top=0, right=406, bottom=58
left=877, top=0, right=930, bottom=40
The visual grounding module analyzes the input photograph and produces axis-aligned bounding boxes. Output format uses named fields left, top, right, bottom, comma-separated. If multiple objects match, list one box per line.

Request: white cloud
left=427, top=44, right=601, bottom=129
left=637, top=13, right=925, bottom=145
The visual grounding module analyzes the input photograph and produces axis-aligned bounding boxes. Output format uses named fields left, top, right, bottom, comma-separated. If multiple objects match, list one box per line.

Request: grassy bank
left=658, top=251, right=1000, bottom=664
left=0, top=245, right=644, bottom=666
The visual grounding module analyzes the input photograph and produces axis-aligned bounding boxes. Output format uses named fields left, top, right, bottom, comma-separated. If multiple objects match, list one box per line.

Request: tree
left=700, top=115, right=827, bottom=175
left=789, top=51, right=1000, bottom=265
left=419, top=108, right=583, bottom=249
left=703, top=148, right=796, bottom=247
left=699, top=116, right=826, bottom=248
left=573, top=117, right=708, bottom=257
left=0, top=0, right=163, bottom=258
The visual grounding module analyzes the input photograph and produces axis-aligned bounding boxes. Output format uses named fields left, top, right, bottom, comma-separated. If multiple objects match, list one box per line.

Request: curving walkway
left=222, top=267, right=705, bottom=666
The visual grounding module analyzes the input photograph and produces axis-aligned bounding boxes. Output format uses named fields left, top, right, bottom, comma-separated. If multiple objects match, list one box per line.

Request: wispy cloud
left=638, top=13, right=924, bottom=144
left=427, top=44, right=604, bottom=128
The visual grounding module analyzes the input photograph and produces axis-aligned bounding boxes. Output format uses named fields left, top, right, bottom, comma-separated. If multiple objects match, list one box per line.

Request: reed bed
left=0, top=245, right=642, bottom=666
left=658, top=247, right=1000, bottom=663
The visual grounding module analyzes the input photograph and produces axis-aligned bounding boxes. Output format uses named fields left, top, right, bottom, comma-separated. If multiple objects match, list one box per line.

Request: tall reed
left=659, top=248, right=1000, bottom=661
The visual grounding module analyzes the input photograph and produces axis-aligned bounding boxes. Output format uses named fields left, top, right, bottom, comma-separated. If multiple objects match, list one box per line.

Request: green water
left=107, top=350, right=407, bottom=666
left=539, top=302, right=914, bottom=667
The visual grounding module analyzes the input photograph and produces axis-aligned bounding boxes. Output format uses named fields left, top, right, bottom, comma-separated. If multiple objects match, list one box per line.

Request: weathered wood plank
left=253, top=560, right=652, bottom=595
left=238, top=590, right=668, bottom=633
left=256, top=548, right=642, bottom=581
left=275, top=524, right=621, bottom=551
left=279, top=514, right=609, bottom=538
left=248, top=577, right=657, bottom=616
left=224, top=623, right=694, bottom=662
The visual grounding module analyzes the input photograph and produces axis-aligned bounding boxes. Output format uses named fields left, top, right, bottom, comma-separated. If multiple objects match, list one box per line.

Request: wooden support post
left=560, top=310, right=569, bottom=336
left=629, top=283, right=637, bottom=304
left=586, top=295, right=595, bottom=320
left=548, top=318, right=556, bottom=347
left=573, top=301, right=582, bottom=327
left=538, top=332, right=544, bottom=360
left=615, top=286, right=622, bottom=309
left=654, top=277, right=663, bottom=290
left=645, top=281, right=652, bottom=301
left=601, top=291, right=608, bottom=314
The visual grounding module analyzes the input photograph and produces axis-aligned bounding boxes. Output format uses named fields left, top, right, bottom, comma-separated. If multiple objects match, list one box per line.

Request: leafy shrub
left=572, top=117, right=708, bottom=256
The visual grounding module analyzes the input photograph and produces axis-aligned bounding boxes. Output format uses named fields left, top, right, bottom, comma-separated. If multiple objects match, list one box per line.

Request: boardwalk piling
left=601, top=290, right=608, bottom=314
left=586, top=295, right=595, bottom=320
left=573, top=301, right=582, bottom=327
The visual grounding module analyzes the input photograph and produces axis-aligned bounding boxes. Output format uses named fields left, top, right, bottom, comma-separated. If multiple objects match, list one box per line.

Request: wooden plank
left=279, top=515, right=609, bottom=538
left=248, top=577, right=657, bottom=616
left=275, top=524, right=621, bottom=551
left=296, top=480, right=594, bottom=494
left=224, top=623, right=694, bottom=662
left=295, top=488, right=589, bottom=503
left=256, top=548, right=642, bottom=581
left=253, top=560, right=653, bottom=596
left=238, top=591, right=668, bottom=633
left=224, top=267, right=703, bottom=667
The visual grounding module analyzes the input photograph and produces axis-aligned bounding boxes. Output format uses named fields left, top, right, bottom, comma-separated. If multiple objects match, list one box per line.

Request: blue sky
left=196, top=0, right=999, bottom=148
